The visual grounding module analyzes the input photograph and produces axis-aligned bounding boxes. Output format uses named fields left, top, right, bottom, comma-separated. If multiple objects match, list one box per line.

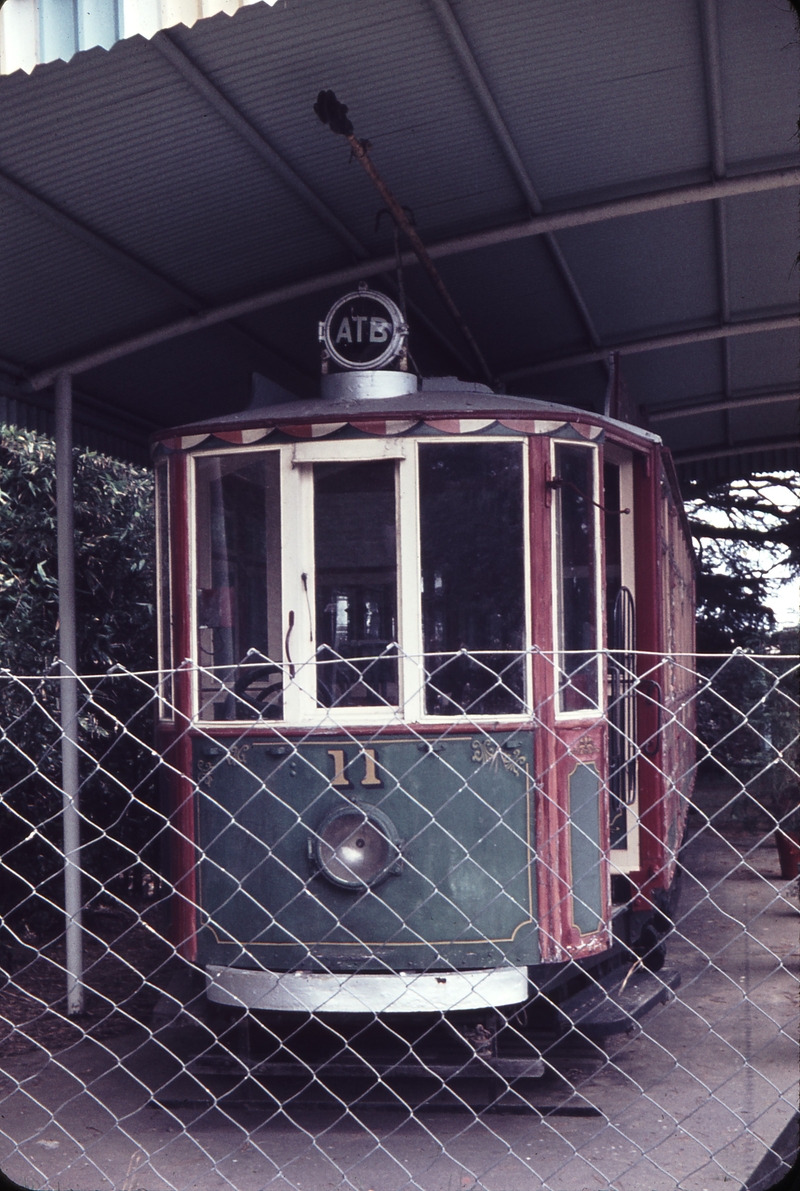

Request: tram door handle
left=285, top=610, right=295, bottom=678
left=639, top=679, right=663, bottom=757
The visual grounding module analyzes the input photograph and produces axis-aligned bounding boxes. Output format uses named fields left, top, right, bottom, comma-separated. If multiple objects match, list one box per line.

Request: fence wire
left=0, top=648, right=797, bottom=1191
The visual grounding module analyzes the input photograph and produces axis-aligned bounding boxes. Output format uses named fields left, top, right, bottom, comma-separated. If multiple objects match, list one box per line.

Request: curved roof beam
left=29, top=167, right=799, bottom=390
left=152, top=30, right=367, bottom=260
left=427, top=0, right=603, bottom=354
left=649, top=388, right=798, bottom=422
left=152, top=31, right=474, bottom=375
left=0, top=169, right=203, bottom=310
left=502, top=313, right=798, bottom=382
left=0, top=151, right=314, bottom=389
left=674, top=438, right=797, bottom=465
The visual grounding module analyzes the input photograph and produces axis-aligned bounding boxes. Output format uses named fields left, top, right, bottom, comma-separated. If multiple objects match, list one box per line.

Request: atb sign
left=319, top=288, right=406, bottom=370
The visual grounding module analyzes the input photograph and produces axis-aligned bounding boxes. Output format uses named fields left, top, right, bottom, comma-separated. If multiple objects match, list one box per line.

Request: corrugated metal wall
left=0, top=371, right=150, bottom=462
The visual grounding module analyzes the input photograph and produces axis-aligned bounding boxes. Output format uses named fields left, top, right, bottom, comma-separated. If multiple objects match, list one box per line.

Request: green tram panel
left=194, top=732, right=538, bottom=973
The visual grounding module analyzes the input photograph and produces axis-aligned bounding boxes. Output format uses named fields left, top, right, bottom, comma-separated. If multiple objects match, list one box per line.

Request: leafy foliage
left=0, top=427, right=159, bottom=939
left=0, top=426, right=155, bottom=674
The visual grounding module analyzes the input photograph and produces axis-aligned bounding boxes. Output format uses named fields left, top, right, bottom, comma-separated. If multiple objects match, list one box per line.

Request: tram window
left=194, top=453, right=282, bottom=721
left=314, top=460, right=398, bottom=708
left=604, top=462, right=622, bottom=637
left=419, top=442, right=525, bottom=716
left=155, top=461, right=173, bottom=717
left=604, top=460, right=632, bottom=844
left=555, top=443, right=598, bottom=713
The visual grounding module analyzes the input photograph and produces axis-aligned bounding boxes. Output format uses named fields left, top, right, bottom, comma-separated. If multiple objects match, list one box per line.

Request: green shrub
left=0, top=427, right=159, bottom=939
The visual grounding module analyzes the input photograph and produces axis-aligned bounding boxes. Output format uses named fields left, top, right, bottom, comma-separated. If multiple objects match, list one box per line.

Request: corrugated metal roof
left=0, top=0, right=271, bottom=76
left=0, top=0, right=796, bottom=478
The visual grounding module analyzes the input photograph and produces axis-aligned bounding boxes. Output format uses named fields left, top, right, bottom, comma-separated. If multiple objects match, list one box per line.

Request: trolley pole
left=314, top=89, right=495, bottom=388
left=55, top=370, right=84, bottom=1016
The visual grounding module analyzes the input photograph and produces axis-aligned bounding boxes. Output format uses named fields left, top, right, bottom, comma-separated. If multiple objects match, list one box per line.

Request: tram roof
left=153, top=387, right=662, bottom=451
left=0, top=0, right=797, bottom=484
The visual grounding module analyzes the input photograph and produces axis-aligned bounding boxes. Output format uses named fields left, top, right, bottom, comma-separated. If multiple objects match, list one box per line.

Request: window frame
left=188, top=444, right=286, bottom=724
left=413, top=435, right=532, bottom=725
left=185, top=435, right=533, bottom=727
left=550, top=437, right=604, bottom=722
left=603, top=444, right=640, bottom=872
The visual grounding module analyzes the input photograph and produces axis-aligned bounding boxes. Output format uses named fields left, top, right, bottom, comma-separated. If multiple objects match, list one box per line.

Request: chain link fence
left=0, top=648, right=797, bottom=1191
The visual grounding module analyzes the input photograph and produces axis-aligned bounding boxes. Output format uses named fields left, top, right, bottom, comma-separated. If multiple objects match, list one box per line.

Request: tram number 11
left=328, top=748, right=382, bottom=789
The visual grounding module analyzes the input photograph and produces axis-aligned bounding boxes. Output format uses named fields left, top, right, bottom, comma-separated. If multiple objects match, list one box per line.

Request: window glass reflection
left=314, top=460, right=398, bottom=708
left=195, top=453, right=282, bottom=720
left=419, top=442, right=526, bottom=715
left=555, top=444, right=598, bottom=712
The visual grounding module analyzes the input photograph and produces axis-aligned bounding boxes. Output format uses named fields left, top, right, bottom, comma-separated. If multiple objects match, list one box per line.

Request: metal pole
left=343, top=132, right=495, bottom=387
left=55, top=370, right=84, bottom=1016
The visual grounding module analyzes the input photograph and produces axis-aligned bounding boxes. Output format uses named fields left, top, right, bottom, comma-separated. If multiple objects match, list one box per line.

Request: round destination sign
left=320, top=288, right=406, bottom=371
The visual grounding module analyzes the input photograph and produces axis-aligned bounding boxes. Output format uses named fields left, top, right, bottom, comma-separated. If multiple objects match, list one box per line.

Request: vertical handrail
left=55, top=370, right=84, bottom=1016
left=609, top=586, right=637, bottom=806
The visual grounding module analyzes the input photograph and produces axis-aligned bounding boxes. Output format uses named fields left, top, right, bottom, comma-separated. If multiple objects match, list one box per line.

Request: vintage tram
left=153, top=289, right=695, bottom=1067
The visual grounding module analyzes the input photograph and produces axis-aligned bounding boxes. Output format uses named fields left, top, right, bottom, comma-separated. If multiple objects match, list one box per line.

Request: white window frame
left=186, top=436, right=532, bottom=727
left=188, top=444, right=286, bottom=724
left=412, top=436, right=532, bottom=726
left=604, top=445, right=640, bottom=873
left=284, top=439, right=410, bottom=726
left=550, top=437, right=604, bottom=722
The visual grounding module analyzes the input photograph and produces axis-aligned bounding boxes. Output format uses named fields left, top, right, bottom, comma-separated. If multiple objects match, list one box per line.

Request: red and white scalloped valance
left=155, top=415, right=601, bottom=453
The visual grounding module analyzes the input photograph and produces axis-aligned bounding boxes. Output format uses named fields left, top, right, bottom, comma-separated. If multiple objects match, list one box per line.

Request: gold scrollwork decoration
left=471, top=738, right=526, bottom=778
left=227, top=742, right=252, bottom=767
left=196, top=758, right=215, bottom=788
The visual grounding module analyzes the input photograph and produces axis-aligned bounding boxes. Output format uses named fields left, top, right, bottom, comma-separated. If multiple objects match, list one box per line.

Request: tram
left=153, top=288, right=695, bottom=1064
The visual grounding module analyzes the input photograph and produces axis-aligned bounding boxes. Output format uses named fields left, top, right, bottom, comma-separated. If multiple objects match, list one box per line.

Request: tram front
left=154, top=288, right=685, bottom=1051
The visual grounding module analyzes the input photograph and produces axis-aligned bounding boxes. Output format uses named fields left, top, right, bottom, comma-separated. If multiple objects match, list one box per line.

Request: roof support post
left=55, top=370, right=84, bottom=1017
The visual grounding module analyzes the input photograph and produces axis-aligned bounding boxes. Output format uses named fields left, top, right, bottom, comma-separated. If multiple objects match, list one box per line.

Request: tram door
left=603, top=447, right=640, bottom=880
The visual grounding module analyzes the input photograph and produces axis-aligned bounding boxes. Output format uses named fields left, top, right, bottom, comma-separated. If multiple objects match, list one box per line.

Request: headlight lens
left=315, top=805, right=401, bottom=888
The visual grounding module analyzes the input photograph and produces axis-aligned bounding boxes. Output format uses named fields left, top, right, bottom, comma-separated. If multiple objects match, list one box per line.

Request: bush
left=0, top=427, right=154, bottom=674
left=0, top=427, right=160, bottom=941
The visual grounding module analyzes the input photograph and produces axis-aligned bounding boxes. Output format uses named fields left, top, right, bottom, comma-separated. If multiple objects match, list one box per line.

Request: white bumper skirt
left=205, top=964, right=529, bottom=1014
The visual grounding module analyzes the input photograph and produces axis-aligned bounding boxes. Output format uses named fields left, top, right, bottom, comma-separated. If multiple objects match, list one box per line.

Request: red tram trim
left=152, top=403, right=659, bottom=454
left=630, top=446, right=668, bottom=911
left=553, top=724, right=611, bottom=959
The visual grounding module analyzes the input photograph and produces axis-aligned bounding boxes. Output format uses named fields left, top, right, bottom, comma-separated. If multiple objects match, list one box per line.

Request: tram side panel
left=530, top=436, right=612, bottom=966
left=630, top=447, right=695, bottom=914
left=659, top=453, right=697, bottom=877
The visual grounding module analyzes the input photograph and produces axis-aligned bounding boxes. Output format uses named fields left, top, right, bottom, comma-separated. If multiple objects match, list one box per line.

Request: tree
left=683, top=472, right=799, bottom=823
left=684, top=472, right=799, bottom=652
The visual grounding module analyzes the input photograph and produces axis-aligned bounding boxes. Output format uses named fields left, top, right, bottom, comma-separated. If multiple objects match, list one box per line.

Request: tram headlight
left=313, top=804, right=402, bottom=889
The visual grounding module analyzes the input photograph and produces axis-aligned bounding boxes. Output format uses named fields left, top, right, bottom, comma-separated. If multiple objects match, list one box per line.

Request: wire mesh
left=0, top=648, right=797, bottom=1191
